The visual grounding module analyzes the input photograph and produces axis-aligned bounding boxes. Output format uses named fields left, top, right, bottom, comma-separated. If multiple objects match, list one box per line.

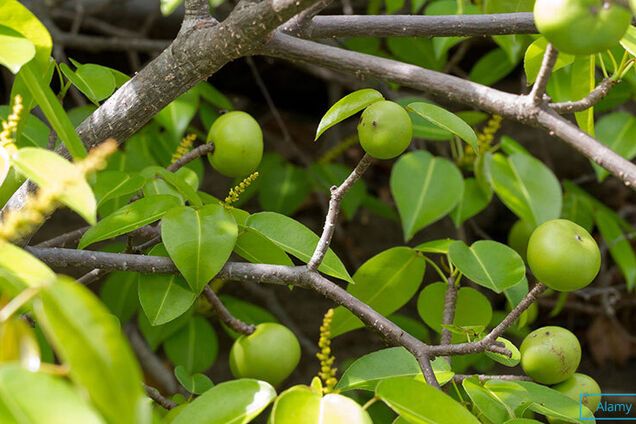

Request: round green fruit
left=534, top=0, right=631, bottom=55
left=527, top=219, right=600, bottom=292
left=553, top=373, right=602, bottom=412
left=229, top=323, right=301, bottom=387
left=357, top=100, right=412, bottom=159
left=631, top=0, right=636, bottom=14
left=207, top=111, right=263, bottom=177
left=508, top=220, right=534, bottom=261
left=520, top=326, right=581, bottom=385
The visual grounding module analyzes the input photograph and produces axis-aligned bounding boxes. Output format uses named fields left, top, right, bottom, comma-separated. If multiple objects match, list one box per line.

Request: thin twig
left=529, top=43, right=557, bottom=105
left=166, top=143, right=215, bottom=172
left=440, top=277, right=458, bottom=347
left=35, top=226, right=89, bottom=248
left=203, top=286, right=255, bottom=335
left=144, top=384, right=177, bottom=410
left=550, top=78, right=618, bottom=113
left=307, top=154, right=373, bottom=270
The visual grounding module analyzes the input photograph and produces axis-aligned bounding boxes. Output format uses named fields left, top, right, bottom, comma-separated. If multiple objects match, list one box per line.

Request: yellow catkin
left=317, top=134, right=359, bottom=164
left=0, top=95, right=24, bottom=154
left=316, top=308, right=338, bottom=394
left=0, top=140, right=118, bottom=242
left=224, top=172, right=259, bottom=206
left=171, top=133, right=196, bottom=165
left=458, top=114, right=502, bottom=169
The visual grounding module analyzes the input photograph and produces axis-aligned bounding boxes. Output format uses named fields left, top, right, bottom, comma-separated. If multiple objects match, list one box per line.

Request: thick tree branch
left=202, top=286, right=255, bottom=335
left=307, top=154, right=373, bottom=270
left=298, top=13, right=537, bottom=38
left=550, top=78, right=618, bottom=113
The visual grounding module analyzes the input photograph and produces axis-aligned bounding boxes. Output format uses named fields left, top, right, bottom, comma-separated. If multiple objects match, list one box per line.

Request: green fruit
left=553, top=373, right=602, bottom=412
left=527, top=219, right=600, bottom=292
left=207, top=111, right=263, bottom=177
left=520, top=326, right=581, bottom=385
left=357, top=101, right=412, bottom=159
left=508, top=220, right=534, bottom=261
left=631, top=0, right=636, bottom=14
left=229, top=323, right=300, bottom=387
left=534, top=0, right=631, bottom=55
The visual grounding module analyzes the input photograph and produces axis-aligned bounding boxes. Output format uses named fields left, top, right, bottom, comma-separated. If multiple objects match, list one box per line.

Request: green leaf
left=524, top=37, right=575, bottom=84
left=99, top=271, right=138, bottom=323
left=592, top=112, right=636, bottom=181
left=171, top=379, right=275, bottom=424
left=12, top=148, right=95, bottom=223
left=571, top=55, right=595, bottom=136
left=92, top=170, right=145, bottom=208
left=0, top=240, right=56, bottom=288
left=160, top=0, right=185, bottom=15
left=413, top=238, right=454, bottom=255
left=138, top=310, right=191, bottom=351
left=331, top=247, right=426, bottom=337
left=451, top=178, right=492, bottom=227
left=154, top=89, right=198, bottom=139
left=417, top=282, right=492, bottom=333
left=19, top=62, right=87, bottom=158
left=258, top=163, right=311, bottom=215
left=377, top=377, right=481, bottom=424
left=388, top=313, right=430, bottom=342
left=143, top=167, right=201, bottom=207
left=0, top=364, right=104, bottom=424
left=315, top=89, right=384, bottom=140
left=469, top=48, right=517, bottom=86
left=247, top=212, right=353, bottom=283
left=561, top=191, right=595, bottom=232
left=462, top=377, right=512, bottom=423
left=407, top=102, right=478, bottom=151
left=514, top=381, right=594, bottom=422
left=484, top=337, right=521, bottom=367
left=79, top=195, right=180, bottom=249
left=139, top=245, right=196, bottom=326
left=60, top=61, right=116, bottom=104
left=195, top=81, right=233, bottom=110
left=448, top=240, right=526, bottom=293
left=234, top=227, right=293, bottom=266
left=219, top=294, right=278, bottom=339
left=163, top=316, right=218, bottom=373
left=387, top=37, right=445, bottom=71
left=174, top=365, right=214, bottom=395
left=161, top=204, right=238, bottom=293
left=34, top=276, right=150, bottom=424
left=595, top=208, right=636, bottom=290
left=0, top=0, right=51, bottom=68
left=0, top=25, right=35, bottom=74
left=620, top=25, right=636, bottom=56
left=390, top=151, right=464, bottom=241
left=486, top=152, right=562, bottom=227
left=335, top=347, right=453, bottom=392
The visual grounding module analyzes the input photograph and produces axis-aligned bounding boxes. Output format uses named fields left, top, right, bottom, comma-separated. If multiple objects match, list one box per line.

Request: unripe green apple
left=553, top=373, right=602, bottom=411
left=229, top=323, right=300, bottom=387
left=520, top=326, right=581, bottom=385
left=534, top=0, right=631, bottom=55
left=527, top=219, right=600, bottom=292
left=207, top=111, right=263, bottom=178
left=508, top=219, right=534, bottom=261
left=357, top=101, right=412, bottom=159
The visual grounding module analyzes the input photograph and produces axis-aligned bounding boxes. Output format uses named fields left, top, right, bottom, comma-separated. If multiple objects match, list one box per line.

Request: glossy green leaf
left=174, top=365, right=214, bottom=395
left=143, top=167, right=201, bottom=207
left=0, top=1, right=51, bottom=69
left=331, top=247, right=426, bottom=337
left=451, top=178, right=492, bottom=227
left=571, top=55, right=595, bottom=136
left=407, top=102, right=478, bottom=151
left=12, top=147, right=95, bottom=223
left=160, top=0, right=184, bottom=15
left=499, top=135, right=530, bottom=157
left=620, top=25, right=636, bottom=56
left=462, top=377, right=511, bottom=424
left=60, top=62, right=116, bottom=104
left=247, top=212, right=353, bottom=283
left=389, top=313, right=431, bottom=342
left=486, top=152, right=562, bottom=227
left=154, top=89, right=198, bottom=139
left=78, top=195, right=180, bottom=249
left=592, top=112, right=636, bottom=181
left=413, top=238, right=454, bottom=255
left=195, top=81, right=233, bottom=110
left=335, top=347, right=453, bottom=392
left=92, top=170, right=145, bottom=208
left=469, top=48, right=517, bottom=86
left=561, top=191, right=594, bottom=232
left=139, top=245, right=196, bottom=325
left=524, top=37, right=575, bottom=84
left=219, top=294, right=278, bottom=339
left=595, top=208, right=636, bottom=290
left=99, top=271, right=138, bottom=323
left=484, top=337, right=521, bottom=367
left=315, top=89, right=384, bottom=140
left=390, top=151, right=464, bottom=241
left=19, top=62, right=87, bottom=158
left=387, top=37, right=445, bottom=71
left=171, top=379, right=275, bottom=424
left=377, top=377, right=481, bottom=424
left=417, top=282, right=492, bottom=333
left=163, top=316, right=218, bottom=373
left=515, top=381, right=594, bottom=422
left=0, top=240, right=55, bottom=288
left=448, top=240, right=526, bottom=293
left=258, top=163, right=311, bottom=215
left=161, top=204, right=237, bottom=293
left=34, top=276, right=150, bottom=424
left=234, top=227, right=293, bottom=266
left=138, top=310, right=191, bottom=351
left=0, top=364, right=104, bottom=424
left=0, top=25, right=35, bottom=74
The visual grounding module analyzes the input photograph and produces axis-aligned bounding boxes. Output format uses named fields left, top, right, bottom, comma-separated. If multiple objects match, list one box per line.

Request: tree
left=0, top=0, right=634, bottom=422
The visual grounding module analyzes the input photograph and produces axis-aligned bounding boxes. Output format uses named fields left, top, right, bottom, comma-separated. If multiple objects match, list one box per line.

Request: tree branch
left=528, top=43, right=557, bottom=105
left=166, top=143, right=215, bottom=172
left=144, top=384, right=177, bottom=410
left=202, top=286, right=255, bottom=335
left=307, top=154, right=373, bottom=270
left=440, top=277, right=458, bottom=347
left=550, top=78, right=618, bottom=113
left=452, top=374, right=532, bottom=383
